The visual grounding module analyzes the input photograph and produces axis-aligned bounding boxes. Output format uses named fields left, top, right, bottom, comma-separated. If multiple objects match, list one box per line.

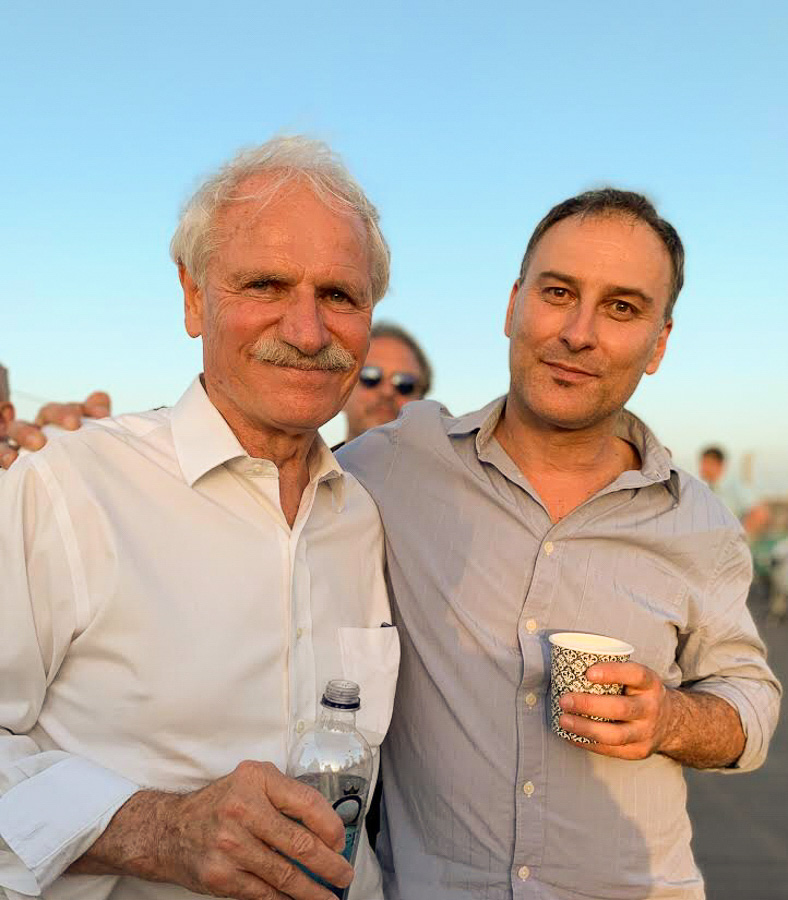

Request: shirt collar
left=447, top=395, right=680, bottom=501
left=309, top=437, right=347, bottom=511
left=170, top=377, right=346, bottom=506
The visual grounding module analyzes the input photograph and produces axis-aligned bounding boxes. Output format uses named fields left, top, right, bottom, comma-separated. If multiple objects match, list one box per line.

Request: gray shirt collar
left=446, top=396, right=681, bottom=502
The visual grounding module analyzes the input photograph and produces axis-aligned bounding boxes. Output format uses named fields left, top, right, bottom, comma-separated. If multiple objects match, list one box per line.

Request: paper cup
left=548, top=632, right=634, bottom=743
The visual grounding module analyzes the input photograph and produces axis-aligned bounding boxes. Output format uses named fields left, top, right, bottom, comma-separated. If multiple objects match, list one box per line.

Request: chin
left=541, top=403, right=619, bottom=431
left=257, top=399, right=343, bottom=434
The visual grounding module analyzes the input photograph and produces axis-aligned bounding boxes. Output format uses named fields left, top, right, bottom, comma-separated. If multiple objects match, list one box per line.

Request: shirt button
left=296, top=627, right=304, bottom=639
left=296, top=720, right=305, bottom=733
left=518, top=865, right=530, bottom=881
left=525, top=692, right=538, bottom=708
left=523, top=781, right=535, bottom=797
left=525, top=618, right=538, bottom=634
left=544, top=541, right=554, bottom=555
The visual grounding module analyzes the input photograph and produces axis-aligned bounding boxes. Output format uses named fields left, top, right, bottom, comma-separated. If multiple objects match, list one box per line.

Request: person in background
left=0, top=136, right=399, bottom=900
left=699, top=445, right=770, bottom=538
left=0, top=364, right=14, bottom=442
left=340, top=322, right=432, bottom=447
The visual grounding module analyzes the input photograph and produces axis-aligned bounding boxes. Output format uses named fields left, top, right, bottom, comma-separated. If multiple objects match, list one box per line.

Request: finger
left=248, top=809, right=353, bottom=891
left=83, top=391, right=112, bottom=418
left=586, top=661, right=656, bottom=691
left=262, top=767, right=346, bottom=853
left=560, top=713, right=642, bottom=747
left=0, top=445, right=19, bottom=469
left=7, top=420, right=47, bottom=450
left=34, top=402, right=84, bottom=430
left=235, top=838, right=344, bottom=900
left=560, top=691, right=643, bottom=722
left=570, top=737, right=653, bottom=761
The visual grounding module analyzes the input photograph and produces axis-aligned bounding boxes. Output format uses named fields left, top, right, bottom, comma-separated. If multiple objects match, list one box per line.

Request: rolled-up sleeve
left=0, top=460, right=138, bottom=896
left=679, top=531, right=782, bottom=772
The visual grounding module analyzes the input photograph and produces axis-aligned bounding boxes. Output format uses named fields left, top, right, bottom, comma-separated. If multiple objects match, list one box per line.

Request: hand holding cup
left=550, top=632, right=674, bottom=760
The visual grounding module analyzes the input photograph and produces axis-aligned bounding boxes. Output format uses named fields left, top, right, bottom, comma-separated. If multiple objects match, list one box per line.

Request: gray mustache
left=250, top=338, right=356, bottom=372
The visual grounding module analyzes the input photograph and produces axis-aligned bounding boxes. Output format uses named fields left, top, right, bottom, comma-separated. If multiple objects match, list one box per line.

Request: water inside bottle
left=295, top=773, right=370, bottom=899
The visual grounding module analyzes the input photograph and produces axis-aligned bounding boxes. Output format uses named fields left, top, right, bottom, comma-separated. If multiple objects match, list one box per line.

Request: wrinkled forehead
left=207, top=176, right=373, bottom=285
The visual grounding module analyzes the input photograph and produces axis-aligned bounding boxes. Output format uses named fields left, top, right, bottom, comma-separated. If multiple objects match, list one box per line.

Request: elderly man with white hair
left=0, top=138, right=400, bottom=900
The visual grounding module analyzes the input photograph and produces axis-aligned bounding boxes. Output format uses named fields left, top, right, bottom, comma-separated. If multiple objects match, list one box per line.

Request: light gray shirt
left=338, top=398, right=781, bottom=900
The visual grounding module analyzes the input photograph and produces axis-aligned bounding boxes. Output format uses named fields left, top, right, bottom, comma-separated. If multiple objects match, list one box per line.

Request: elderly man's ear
left=0, top=401, right=15, bottom=437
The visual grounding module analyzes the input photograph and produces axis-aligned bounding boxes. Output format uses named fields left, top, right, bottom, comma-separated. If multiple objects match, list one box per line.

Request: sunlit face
left=181, top=176, right=374, bottom=436
left=343, top=335, right=425, bottom=439
left=504, top=213, right=674, bottom=432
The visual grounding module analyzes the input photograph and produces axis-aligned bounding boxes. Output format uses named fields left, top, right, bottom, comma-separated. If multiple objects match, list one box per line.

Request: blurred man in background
left=699, top=445, right=769, bottom=538
left=0, top=364, right=13, bottom=442
left=341, top=322, right=432, bottom=446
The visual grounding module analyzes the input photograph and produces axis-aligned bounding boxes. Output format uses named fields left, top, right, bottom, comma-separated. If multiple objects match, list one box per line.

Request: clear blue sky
left=2, top=2, right=787, bottom=490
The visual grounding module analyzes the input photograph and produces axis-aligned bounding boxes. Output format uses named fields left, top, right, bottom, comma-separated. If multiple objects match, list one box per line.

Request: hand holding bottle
left=68, top=760, right=353, bottom=900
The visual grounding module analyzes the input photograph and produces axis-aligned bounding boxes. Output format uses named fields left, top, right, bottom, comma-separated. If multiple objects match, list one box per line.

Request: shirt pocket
left=338, top=626, right=400, bottom=747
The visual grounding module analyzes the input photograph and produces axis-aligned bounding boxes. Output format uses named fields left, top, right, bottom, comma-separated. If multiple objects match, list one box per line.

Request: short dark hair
left=0, top=364, right=9, bottom=404
left=370, top=322, right=433, bottom=396
left=701, top=446, right=726, bottom=464
left=518, top=188, right=685, bottom=321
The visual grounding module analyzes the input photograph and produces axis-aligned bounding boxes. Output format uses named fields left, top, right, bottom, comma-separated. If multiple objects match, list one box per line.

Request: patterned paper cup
left=548, top=632, right=634, bottom=743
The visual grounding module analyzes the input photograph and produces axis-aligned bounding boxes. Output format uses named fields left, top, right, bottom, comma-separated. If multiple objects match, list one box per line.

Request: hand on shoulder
left=0, top=392, right=111, bottom=469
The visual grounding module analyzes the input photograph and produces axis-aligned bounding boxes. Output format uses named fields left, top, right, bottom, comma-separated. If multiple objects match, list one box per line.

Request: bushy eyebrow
left=536, top=270, right=654, bottom=306
left=226, top=269, right=295, bottom=290
left=227, top=268, right=370, bottom=303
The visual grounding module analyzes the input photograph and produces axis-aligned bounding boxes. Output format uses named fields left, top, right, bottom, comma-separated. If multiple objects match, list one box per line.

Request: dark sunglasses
left=359, top=365, right=420, bottom=396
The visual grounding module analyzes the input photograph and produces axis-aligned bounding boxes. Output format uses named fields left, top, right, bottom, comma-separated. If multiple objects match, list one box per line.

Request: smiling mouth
left=257, top=360, right=340, bottom=375
left=542, top=361, right=600, bottom=379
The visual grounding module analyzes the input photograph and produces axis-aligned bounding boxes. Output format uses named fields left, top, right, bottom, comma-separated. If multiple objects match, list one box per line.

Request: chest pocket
left=338, top=626, right=400, bottom=747
left=570, top=564, right=688, bottom=685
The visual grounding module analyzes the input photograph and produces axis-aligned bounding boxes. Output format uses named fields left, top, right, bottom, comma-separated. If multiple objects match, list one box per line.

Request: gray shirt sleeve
left=679, top=530, right=782, bottom=772
left=335, top=419, right=400, bottom=502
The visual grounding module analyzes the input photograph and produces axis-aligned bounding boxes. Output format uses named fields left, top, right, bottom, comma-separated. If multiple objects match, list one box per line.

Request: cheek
left=335, top=313, right=372, bottom=354
left=213, top=296, right=280, bottom=338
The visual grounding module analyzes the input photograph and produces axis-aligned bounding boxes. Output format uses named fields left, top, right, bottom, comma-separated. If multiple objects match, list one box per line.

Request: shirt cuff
left=0, top=756, right=138, bottom=894
left=686, top=677, right=780, bottom=772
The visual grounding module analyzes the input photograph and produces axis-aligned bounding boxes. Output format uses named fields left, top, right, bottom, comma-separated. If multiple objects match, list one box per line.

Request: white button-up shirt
left=0, top=378, right=400, bottom=900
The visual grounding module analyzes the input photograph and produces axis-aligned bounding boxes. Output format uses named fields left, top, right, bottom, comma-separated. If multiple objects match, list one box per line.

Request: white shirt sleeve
left=0, top=459, right=138, bottom=895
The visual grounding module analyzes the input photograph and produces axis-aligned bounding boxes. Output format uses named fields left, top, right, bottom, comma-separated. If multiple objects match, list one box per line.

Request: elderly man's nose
left=279, top=291, right=331, bottom=354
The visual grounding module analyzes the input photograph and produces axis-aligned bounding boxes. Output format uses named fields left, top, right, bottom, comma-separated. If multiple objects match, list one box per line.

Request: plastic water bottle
left=287, top=679, right=373, bottom=899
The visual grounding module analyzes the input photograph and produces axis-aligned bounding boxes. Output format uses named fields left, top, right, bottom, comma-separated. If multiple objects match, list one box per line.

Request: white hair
left=169, top=135, right=390, bottom=303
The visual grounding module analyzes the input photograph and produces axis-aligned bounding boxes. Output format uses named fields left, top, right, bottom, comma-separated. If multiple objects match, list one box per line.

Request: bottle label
left=294, top=774, right=369, bottom=899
